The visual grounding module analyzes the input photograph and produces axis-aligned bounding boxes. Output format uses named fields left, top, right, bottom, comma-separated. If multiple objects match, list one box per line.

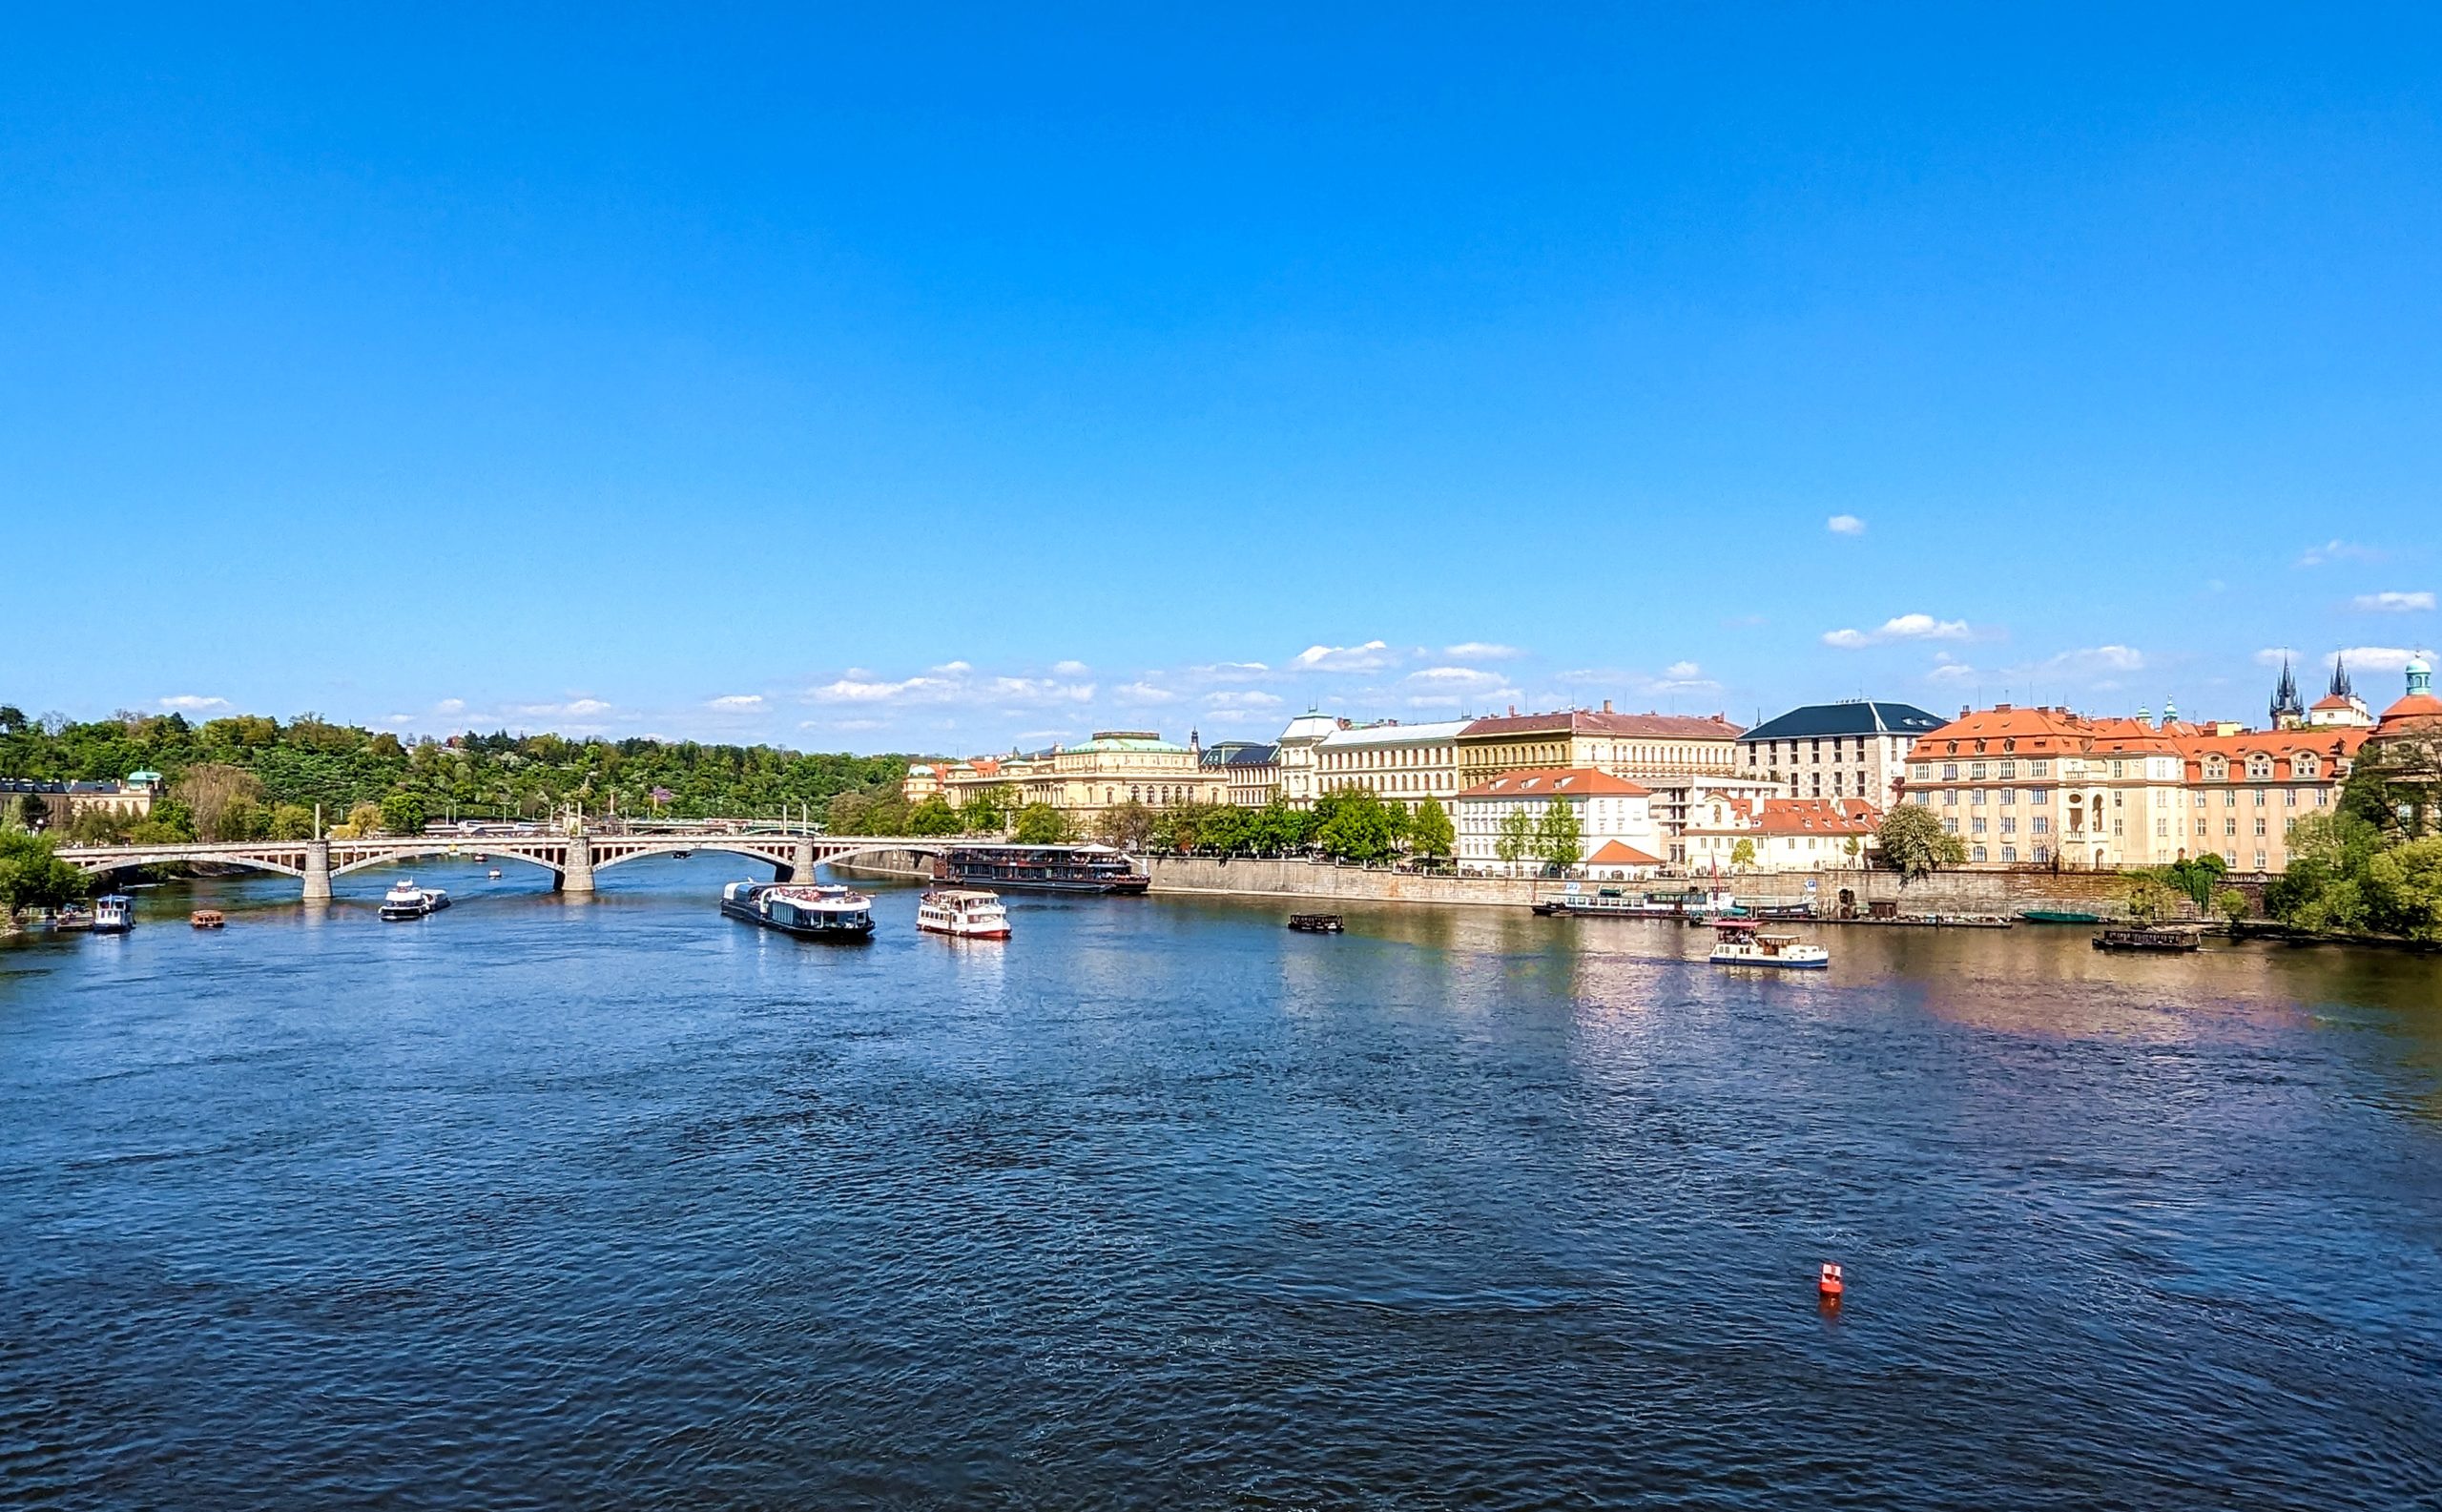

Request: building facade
left=1899, top=702, right=2368, bottom=872
left=1200, top=742, right=1281, bottom=807
left=1007, top=731, right=1229, bottom=818
left=1313, top=719, right=1468, bottom=812
left=1737, top=699, right=1944, bottom=805
left=1453, top=767, right=1662, bottom=879
left=1273, top=712, right=1347, bottom=808
left=1680, top=797, right=1878, bottom=874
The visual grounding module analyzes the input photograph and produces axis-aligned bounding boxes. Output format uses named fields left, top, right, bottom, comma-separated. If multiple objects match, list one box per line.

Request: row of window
left=1322, top=745, right=1452, bottom=770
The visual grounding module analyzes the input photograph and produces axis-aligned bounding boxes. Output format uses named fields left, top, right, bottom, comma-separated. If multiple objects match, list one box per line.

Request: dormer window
left=2246, top=755, right=2273, bottom=780
left=2003, top=738, right=2017, bottom=753
left=2204, top=756, right=2226, bottom=779
left=2294, top=755, right=2319, bottom=779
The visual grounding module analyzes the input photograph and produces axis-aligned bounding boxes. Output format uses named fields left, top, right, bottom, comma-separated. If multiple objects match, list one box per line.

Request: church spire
left=2328, top=653, right=2353, bottom=701
left=2269, top=655, right=2304, bottom=725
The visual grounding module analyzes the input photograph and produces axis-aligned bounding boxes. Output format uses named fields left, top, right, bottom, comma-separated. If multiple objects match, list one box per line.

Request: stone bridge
left=56, top=832, right=1110, bottom=901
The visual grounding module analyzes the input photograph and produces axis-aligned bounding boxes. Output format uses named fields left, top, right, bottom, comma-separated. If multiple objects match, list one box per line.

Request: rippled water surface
left=5, top=860, right=2441, bottom=1509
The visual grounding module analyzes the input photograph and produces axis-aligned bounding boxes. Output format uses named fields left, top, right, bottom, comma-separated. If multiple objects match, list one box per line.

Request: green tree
left=172, top=763, right=263, bottom=842
left=12, top=794, right=49, bottom=832
left=267, top=803, right=316, bottom=840
left=2216, top=888, right=2251, bottom=927
left=1314, top=788, right=1399, bottom=863
left=379, top=793, right=427, bottom=836
left=904, top=796, right=961, bottom=836
left=1535, top=798, right=1583, bottom=872
left=0, top=831, right=92, bottom=919
left=1876, top=804, right=1966, bottom=882
left=2364, top=837, right=2442, bottom=942
left=1012, top=802, right=1071, bottom=844
left=1495, top=806, right=1535, bottom=868
left=1728, top=838, right=1758, bottom=871
left=1409, top=797, right=1456, bottom=863
left=1252, top=800, right=1311, bottom=856
left=2121, top=874, right=2180, bottom=922
left=1200, top=803, right=1255, bottom=855
left=1095, top=800, right=1156, bottom=851
left=957, top=788, right=1010, bottom=835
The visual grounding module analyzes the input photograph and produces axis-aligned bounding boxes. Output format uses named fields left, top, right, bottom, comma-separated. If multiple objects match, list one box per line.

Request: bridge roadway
left=56, top=832, right=1107, bottom=901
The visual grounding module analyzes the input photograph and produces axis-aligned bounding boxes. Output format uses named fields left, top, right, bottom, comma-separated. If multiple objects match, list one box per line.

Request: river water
left=4, top=859, right=2439, bottom=1509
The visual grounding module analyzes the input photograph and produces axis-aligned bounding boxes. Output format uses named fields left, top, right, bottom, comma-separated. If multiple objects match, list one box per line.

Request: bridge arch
left=328, top=847, right=564, bottom=880
left=67, top=849, right=307, bottom=880
left=806, top=841, right=951, bottom=873
left=588, top=839, right=799, bottom=876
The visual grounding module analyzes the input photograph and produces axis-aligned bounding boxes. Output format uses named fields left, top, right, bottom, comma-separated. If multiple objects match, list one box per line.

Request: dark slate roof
left=1200, top=742, right=1279, bottom=768
left=1738, top=700, right=1947, bottom=742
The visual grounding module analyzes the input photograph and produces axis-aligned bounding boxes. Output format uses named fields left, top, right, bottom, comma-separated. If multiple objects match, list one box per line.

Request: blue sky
left=6, top=6, right=2438, bottom=753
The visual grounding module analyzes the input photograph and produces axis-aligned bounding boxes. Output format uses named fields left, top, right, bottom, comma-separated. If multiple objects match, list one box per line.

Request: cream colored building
left=1313, top=719, right=1467, bottom=813
left=1455, top=702, right=1772, bottom=854
left=1001, top=731, right=1228, bottom=819
left=1274, top=712, right=1347, bottom=808
left=1680, top=797, right=1878, bottom=874
left=1201, top=742, right=1281, bottom=807
left=1898, top=701, right=2368, bottom=873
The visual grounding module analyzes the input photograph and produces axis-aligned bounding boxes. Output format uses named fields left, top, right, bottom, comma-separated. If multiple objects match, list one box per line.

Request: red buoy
left=1818, top=1262, right=1845, bottom=1303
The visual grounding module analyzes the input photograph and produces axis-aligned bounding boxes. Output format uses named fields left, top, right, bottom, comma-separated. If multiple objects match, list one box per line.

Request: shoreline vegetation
left=4, top=702, right=2437, bottom=946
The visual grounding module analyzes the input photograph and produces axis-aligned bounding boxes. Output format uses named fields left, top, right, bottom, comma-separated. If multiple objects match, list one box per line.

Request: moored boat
left=55, top=904, right=93, bottom=932
left=1536, top=884, right=1741, bottom=920
left=2020, top=908, right=2103, bottom=924
left=2093, top=925, right=2201, bottom=953
left=721, top=880, right=875, bottom=940
left=379, top=880, right=451, bottom=921
left=1707, top=917, right=1829, bottom=969
left=917, top=888, right=1011, bottom=939
left=190, top=909, right=225, bottom=929
left=91, top=895, right=134, bottom=934
left=943, top=845, right=1149, bottom=895
left=1287, top=912, right=1344, bottom=933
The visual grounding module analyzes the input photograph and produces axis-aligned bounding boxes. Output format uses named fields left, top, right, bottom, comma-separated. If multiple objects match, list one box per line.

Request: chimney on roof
left=1601, top=699, right=1612, bottom=714
left=1960, top=705, right=1971, bottom=718
left=1507, top=703, right=1516, bottom=716
left=1996, top=702, right=2012, bottom=713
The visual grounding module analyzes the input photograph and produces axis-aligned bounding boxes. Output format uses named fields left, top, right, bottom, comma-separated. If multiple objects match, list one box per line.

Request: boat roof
left=925, top=888, right=1002, bottom=901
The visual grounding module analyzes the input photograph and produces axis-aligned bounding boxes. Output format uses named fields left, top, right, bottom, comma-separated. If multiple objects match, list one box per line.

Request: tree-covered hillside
left=0, top=704, right=910, bottom=839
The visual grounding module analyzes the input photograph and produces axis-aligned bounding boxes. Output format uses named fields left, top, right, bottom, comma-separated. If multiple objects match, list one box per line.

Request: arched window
left=2246, top=755, right=2273, bottom=780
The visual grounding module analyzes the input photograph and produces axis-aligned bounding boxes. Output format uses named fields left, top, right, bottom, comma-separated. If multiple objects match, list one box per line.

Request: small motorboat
left=2093, top=925, right=2201, bottom=953
left=486, top=868, right=503, bottom=880
left=189, top=909, right=226, bottom=929
left=1708, top=918, right=1828, bottom=969
left=917, top=888, right=1011, bottom=939
left=54, top=904, right=93, bottom=932
left=92, top=894, right=135, bottom=934
left=1287, top=913, right=1344, bottom=934
left=379, top=880, right=451, bottom=921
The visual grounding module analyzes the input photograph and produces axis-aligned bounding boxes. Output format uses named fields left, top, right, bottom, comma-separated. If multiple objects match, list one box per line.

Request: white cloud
left=1442, top=642, right=1522, bottom=660
left=2253, top=647, right=2298, bottom=670
left=1826, top=514, right=1866, bottom=536
left=1051, top=660, right=1091, bottom=676
left=1291, top=639, right=1397, bottom=673
left=1114, top=681, right=1176, bottom=704
left=2298, top=539, right=2380, bottom=568
left=1663, top=660, right=1703, bottom=680
left=2034, top=645, right=2145, bottom=676
left=2352, top=590, right=2434, bottom=612
left=1926, top=663, right=1977, bottom=686
left=158, top=694, right=228, bottom=711
left=1208, top=690, right=1283, bottom=709
left=932, top=660, right=973, bottom=674
left=1821, top=612, right=1972, bottom=649
left=2330, top=646, right=2422, bottom=673
left=707, top=694, right=765, bottom=710
left=435, top=697, right=466, bottom=715
left=1192, top=660, right=1272, bottom=682
left=809, top=673, right=943, bottom=703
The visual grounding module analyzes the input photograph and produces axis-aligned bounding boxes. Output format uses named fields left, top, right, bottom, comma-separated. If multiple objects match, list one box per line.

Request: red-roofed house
left=1680, top=797, right=1880, bottom=874
left=1453, top=768, right=1662, bottom=879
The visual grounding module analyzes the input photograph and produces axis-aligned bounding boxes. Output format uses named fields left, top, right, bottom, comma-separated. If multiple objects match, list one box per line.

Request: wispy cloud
left=1925, top=662, right=1977, bottom=687
left=157, top=694, right=229, bottom=711
left=2298, top=539, right=2380, bottom=568
left=2352, top=590, right=2434, bottom=613
left=1291, top=639, right=1397, bottom=673
left=1821, top=613, right=1973, bottom=649
left=512, top=697, right=614, bottom=717
left=2328, top=646, right=2423, bottom=673
left=435, top=697, right=466, bottom=715
left=2032, top=645, right=2144, bottom=676
left=706, top=694, right=765, bottom=710
left=1826, top=514, right=1866, bottom=536
left=1442, top=642, right=1522, bottom=660
left=1206, top=690, right=1282, bottom=709
left=1051, top=660, right=1091, bottom=676
left=1114, top=681, right=1176, bottom=704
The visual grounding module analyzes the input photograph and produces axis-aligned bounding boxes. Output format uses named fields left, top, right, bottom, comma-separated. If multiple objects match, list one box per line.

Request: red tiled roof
left=2310, top=694, right=2357, bottom=712
left=1682, top=797, right=1878, bottom=837
left=1585, top=840, right=1663, bottom=866
left=1456, top=767, right=1653, bottom=798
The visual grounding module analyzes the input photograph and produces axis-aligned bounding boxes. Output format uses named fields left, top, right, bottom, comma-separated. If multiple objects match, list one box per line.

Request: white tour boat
left=916, top=889, right=1011, bottom=940
left=1707, top=918, right=1828, bottom=969
left=91, top=894, right=135, bottom=934
left=379, top=879, right=452, bottom=921
left=720, top=880, right=875, bottom=941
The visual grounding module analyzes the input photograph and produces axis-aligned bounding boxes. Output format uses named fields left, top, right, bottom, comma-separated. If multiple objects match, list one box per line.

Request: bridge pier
left=302, top=839, right=332, bottom=903
left=561, top=833, right=595, bottom=894
left=788, top=839, right=817, bottom=883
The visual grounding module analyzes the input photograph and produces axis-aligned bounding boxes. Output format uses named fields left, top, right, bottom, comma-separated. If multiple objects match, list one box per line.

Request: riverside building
left=1452, top=768, right=1663, bottom=880
left=1312, top=719, right=1468, bottom=814
left=1454, top=703, right=1773, bottom=860
left=1736, top=699, right=1944, bottom=805
left=1200, top=741, right=1282, bottom=807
